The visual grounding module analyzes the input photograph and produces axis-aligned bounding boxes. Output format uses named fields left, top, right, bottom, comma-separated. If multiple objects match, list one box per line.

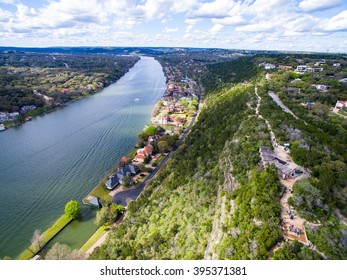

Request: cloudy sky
left=0, top=0, right=346, bottom=52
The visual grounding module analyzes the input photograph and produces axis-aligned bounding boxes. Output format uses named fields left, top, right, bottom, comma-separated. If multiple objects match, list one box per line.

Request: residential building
left=335, top=100, right=347, bottom=110
left=21, top=105, right=36, bottom=113
left=105, top=174, right=120, bottom=190
left=259, top=146, right=304, bottom=179
left=159, top=116, right=168, bottom=124
left=259, top=62, right=276, bottom=69
left=120, top=157, right=130, bottom=165
left=105, top=164, right=140, bottom=189
left=295, top=65, right=313, bottom=74
left=312, top=84, right=330, bottom=92
left=135, top=145, right=153, bottom=162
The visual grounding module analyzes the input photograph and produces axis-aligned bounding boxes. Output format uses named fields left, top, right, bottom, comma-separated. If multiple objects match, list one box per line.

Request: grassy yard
left=127, top=147, right=138, bottom=159
left=79, top=226, right=108, bottom=254
left=17, top=214, right=73, bottom=260
left=88, top=184, right=110, bottom=201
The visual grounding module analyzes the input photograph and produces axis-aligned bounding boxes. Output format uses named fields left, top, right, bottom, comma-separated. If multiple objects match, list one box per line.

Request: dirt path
left=255, top=86, right=309, bottom=246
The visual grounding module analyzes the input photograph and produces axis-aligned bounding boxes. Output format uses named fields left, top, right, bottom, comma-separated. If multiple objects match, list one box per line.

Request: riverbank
left=12, top=57, right=200, bottom=260
left=0, top=55, right=140, bottom=131
left=0, top=56, right=166, bottom=259
left=80, top=76, right=203, bottom=258
left=17, top=214, right=73, bottom=260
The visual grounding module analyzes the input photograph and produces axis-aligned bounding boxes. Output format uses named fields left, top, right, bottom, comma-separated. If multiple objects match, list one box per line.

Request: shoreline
left=15, top=57, right=201, bottom=260
left=1, top=58, right=139, bottom=131
left=13, top=56, right=158, bottom=260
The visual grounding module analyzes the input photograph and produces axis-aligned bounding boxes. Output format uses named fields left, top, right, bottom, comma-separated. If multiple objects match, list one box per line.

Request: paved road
left=112, top=82, right=202, bottom=206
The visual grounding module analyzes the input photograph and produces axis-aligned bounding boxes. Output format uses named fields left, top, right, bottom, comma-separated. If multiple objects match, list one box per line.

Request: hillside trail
left=254, top=86, right=328, bottom=258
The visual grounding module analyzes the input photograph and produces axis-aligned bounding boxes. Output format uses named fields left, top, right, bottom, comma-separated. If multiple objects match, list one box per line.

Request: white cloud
left=0, top=0, right=346, bottom=52
left=164, top=27, right=179, bottom=33
left=235, top=22, right=275, bottom=33
left=190, top=0, right=236, bottom=18
left=211, top=15, right=245, bottom=26
left=0, top=0, right=16, bottom=4
left=209, top=23, right=224, bottom=33
left=185, top=24, right=193, bottom=32
left=0, top=7, right=11, bottom=22
left=185, top=18, right=200, bottom=25
left=322, top=10, right=347, bottom=32
left=138, top=0, right=197, bottom=20
left=299, top=0, right=342, bottom=12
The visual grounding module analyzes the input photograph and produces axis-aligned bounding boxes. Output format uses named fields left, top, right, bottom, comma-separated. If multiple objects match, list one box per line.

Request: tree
left=95, top=206, right=110, bottom=227
left=158, top=140, right=170, bottom=153
left=45, top=243, right=81, bottom=260
left=110, top=204, right=125, bottom=220
left=312, top=103, right=329, bottom=117
left=122, top=176, right=132, bottom=187
left=145, top=125, right=158, bottom=136
left=138, top=131, right=150, bottom=141
left=136, top=163, right=146, bottom=172
left=143, top=156, right=151, bottom=164
left=95, top=204, right=125, bottom=226
left=180, top=99, right=189, bottom=107
left=31, top=229, right=43, bottom=251
left=64, top=200, right=81, bottom=219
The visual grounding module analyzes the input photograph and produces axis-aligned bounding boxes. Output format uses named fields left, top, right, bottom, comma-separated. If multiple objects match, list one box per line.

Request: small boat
left=135, top=98, right=139, bottom=102
left=0, top=124, right=5, bottom=131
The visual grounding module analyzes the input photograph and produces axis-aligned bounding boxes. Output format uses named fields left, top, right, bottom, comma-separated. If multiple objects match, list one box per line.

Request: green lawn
left=127, top=147, right=138, bottom=159
left=79, top=226, right=108, bottom=254
left=17, top=214, right=73, bottom=260
left=88, top=184, right=110, bottom=201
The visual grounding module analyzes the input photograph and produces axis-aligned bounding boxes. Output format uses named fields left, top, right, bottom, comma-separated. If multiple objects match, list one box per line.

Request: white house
left=312, top=84, right=330, bottom=92
left=295, top=65, right=313, bottom=74
left=335, top=100, right=347, bottom=110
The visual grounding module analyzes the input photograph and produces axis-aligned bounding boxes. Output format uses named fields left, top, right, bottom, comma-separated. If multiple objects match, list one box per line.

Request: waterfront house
left=20, top=105, right=36, bottom=113
left=120, top=156, right=130, bottom=165
left=135, top=145, right=153, bottom=162
left=116, top=164, right=140, bottom=183
left=159, top=116, right=168, bottom=124
left=105, top=174, right=120, bottom=190
left=105, top=164, right=139, bottom=189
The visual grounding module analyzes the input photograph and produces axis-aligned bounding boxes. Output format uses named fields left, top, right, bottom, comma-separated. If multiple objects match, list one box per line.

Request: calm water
left=0, top=56, right=166, bottom=258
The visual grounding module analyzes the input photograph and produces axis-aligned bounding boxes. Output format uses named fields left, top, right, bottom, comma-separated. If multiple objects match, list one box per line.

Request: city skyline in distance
left=0, top=0, right=347, bottom=53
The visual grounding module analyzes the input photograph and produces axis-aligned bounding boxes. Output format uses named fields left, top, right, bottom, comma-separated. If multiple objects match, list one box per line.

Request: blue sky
left=0, top=0, right=346, bottom=52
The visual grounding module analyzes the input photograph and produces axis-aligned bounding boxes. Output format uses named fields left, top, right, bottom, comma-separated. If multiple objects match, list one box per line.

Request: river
left=0, top=56, right=166, bottom=258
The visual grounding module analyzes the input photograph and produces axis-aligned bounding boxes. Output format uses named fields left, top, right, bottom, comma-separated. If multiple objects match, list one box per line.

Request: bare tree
left=45, top=243, right=81, bottom=260
left=31, top=229, right=43, bottom=251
